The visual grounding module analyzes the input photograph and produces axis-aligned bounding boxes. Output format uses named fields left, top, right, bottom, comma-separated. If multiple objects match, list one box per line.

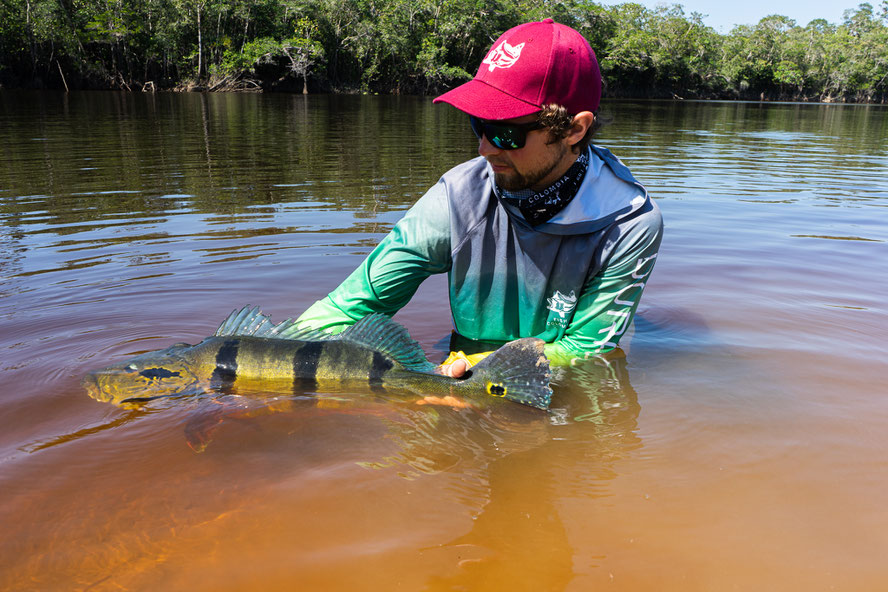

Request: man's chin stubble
left=494, top=172, right=528, bottom=192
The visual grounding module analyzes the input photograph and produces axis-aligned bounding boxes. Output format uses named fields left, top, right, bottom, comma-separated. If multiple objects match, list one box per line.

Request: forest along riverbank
left=1, top=1, right=886, bottom=103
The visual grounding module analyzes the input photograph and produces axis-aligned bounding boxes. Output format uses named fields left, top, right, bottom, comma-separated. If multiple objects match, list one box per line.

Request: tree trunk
left=196, top=4, right=203, bottom=79
left=25, top=0, right=37, bottom=72
left=215, top=10, right=222, bottom=65
left=241, top=9, right=250, bottom=54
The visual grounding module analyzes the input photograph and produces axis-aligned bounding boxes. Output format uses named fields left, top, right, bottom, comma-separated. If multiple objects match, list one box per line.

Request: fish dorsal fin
left=214, top=306, right=332, bottom=341
left=338, top=314, right=436, bottom=373
left=271, top=323, right=336, bottom=341
left=215, top=305, right=272, bottom=336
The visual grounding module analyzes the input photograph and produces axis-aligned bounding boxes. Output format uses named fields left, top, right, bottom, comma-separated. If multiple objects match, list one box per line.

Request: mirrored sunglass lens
left=468, top=117, right=525, bottom=150
left=487, top=124, right=521, bottom=149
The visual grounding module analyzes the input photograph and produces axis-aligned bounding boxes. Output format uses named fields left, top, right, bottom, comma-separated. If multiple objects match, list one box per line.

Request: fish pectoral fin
left=183, top=399, right=234, bottom=453
left=183, top=396, right=293, bottom=452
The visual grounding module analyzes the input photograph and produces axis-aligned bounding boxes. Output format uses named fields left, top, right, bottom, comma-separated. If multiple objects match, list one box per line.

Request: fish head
left=83, top=343, right=201, bottom=406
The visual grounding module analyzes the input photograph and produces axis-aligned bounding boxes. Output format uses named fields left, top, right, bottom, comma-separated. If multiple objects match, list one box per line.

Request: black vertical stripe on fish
left=210, top=339, right=239, bottom=391
left=369, top=351, right=394, bottom=389
left=292, top=341, right=323, bottom=393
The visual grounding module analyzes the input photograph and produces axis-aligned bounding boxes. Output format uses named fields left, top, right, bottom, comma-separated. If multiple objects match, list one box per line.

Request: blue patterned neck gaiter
left=499, top=151, right=589, bottom=226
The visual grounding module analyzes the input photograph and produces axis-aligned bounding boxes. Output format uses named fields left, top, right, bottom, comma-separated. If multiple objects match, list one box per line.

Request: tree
left=0, top=0, right=884, bottom=101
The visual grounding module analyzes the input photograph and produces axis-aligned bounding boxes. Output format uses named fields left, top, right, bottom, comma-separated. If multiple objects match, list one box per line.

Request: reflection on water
left=19, top=408, right=147, bottom=453
left=425, top=355, right=641, bottom=592
left=1, top=92, right=887, bottom=590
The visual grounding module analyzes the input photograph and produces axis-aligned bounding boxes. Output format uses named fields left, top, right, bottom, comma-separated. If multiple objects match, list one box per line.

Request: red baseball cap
left=433, top=19, right=601, bottom=120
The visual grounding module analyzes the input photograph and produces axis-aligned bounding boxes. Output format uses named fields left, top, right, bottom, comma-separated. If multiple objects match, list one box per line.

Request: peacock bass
left=83, top=306, right=552, bottom=410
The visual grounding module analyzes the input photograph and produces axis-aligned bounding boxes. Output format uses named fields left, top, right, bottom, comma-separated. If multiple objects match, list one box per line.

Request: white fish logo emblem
left=546, top=290, right=578, bottom=319
left=482, top=40, right=525, bottom=71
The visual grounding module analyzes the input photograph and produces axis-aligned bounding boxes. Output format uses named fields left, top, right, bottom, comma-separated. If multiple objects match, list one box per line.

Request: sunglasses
left=469, top=116, right=544, bottom=150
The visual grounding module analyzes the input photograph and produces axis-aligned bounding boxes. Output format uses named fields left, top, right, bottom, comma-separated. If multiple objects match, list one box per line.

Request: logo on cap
left=482, top=40, right=525, bottom=72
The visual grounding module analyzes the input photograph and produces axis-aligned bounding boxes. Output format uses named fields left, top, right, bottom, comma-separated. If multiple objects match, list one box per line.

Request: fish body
left=84, top=306, right=552, bottom=410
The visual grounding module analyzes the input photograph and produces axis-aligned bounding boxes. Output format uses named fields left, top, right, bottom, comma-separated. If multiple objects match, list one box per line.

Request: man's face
left=477, top=114, right=572, bottom=192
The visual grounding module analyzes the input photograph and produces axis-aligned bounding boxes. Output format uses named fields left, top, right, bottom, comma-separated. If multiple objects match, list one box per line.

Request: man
left=296, top=19, right=663, bottom=377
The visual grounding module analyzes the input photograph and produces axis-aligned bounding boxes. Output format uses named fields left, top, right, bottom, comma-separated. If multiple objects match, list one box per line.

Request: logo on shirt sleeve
left=482, top=40, right=525, bottom=71
left=546, top=290, right=578, bottom=327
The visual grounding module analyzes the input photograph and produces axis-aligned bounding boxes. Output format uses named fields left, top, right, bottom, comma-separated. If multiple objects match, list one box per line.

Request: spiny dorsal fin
left=267, top=322, right=332, bottom=341
left=215, top=306, right=270, bottom=336
left=214, top=305, right=332, bottom=341
left=338, top=314, right=436, bottom=373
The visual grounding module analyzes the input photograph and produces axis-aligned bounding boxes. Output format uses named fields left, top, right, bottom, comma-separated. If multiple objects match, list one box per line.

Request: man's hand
left=416, top=395, right=471, bottom=408
left=422, top=350, right=491, bottom=408
left=436, top=357, right=470, bottom=378
left=435, top=350, right=493, bottom=379
left=423, top=354, right=469, bottom=408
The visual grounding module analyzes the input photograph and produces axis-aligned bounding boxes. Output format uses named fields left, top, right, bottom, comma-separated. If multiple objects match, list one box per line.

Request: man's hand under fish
left=422, top=350, right=494, bottom=407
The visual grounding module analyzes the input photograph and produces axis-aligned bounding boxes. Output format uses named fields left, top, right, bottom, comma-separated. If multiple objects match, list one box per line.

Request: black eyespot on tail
left=486, top=382, right=507, bottom=397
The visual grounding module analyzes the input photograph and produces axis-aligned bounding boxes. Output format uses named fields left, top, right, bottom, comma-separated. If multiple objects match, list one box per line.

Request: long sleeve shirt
left=296, top=145, right=663, bottom=366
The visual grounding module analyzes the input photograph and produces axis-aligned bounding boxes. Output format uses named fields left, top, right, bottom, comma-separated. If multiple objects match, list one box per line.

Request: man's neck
left=529, top=149, right=580, bottom=192
left=500, top=149, right=590, bottom=226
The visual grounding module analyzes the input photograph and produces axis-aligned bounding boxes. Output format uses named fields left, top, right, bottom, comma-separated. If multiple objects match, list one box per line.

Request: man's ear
left=567, top=111, right=595, bottom=151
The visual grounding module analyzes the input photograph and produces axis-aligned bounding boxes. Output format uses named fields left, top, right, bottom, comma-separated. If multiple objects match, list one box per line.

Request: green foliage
left=600, top=3, right=723, bottom=95
left=0, top=0, right=885, bottom=102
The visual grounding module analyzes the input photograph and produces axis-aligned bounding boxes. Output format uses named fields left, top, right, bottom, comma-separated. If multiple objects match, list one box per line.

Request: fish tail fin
left=464, top=338, right=552, bottom=410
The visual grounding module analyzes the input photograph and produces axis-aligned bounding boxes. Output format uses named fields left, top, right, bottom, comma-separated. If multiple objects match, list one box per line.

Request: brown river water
left=1, top=92, right=886, bottom=591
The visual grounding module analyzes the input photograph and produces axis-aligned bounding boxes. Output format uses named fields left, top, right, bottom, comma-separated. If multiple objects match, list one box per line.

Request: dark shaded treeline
left=2, top=0, right=887, bottom=102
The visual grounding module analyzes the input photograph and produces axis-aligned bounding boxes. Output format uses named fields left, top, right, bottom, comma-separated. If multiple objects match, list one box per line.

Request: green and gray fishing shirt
left=296, top=145, right=663, bottom=365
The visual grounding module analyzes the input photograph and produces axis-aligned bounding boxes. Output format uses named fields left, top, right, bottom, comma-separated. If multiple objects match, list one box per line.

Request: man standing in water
left=296, top=19, right=663, bottom=376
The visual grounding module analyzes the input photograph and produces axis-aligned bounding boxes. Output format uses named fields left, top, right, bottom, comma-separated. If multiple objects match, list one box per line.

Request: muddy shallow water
left=1, top=92, right=886, bottom=590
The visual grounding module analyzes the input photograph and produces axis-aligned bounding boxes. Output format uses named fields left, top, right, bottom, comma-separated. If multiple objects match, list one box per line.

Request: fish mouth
left=81, top=374, right=112, bottom=403
left=81, top=371, right=161, bottom=405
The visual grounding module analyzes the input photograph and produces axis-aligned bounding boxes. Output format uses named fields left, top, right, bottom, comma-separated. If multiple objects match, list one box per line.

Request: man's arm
left=295, top=184, right=452, bottom=333
left=544, top=203, right=663, bottom=365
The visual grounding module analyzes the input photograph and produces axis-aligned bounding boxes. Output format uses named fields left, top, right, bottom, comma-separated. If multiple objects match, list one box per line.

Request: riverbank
left=2, top=1, right=886, bottom=107
left=2, top=77, right=885, bottom=105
